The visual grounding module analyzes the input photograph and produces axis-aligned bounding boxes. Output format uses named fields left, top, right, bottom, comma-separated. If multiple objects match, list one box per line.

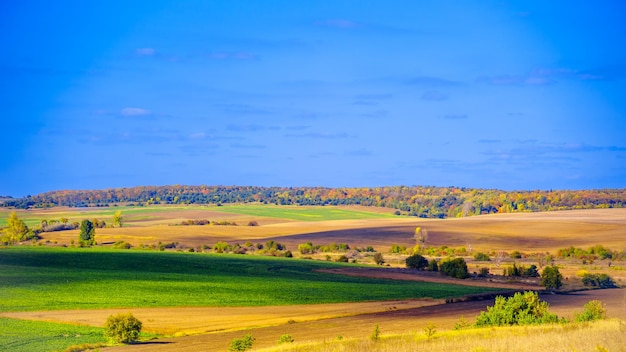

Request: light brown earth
left=37, top=208, right=626, bottom=254
left=94, top=289, right=626, bottom=352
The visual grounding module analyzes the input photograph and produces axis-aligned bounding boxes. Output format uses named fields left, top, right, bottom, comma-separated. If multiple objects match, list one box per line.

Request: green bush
left=440, top=258, right=469, bottom=279
left=581, top=273, right=616, bottom=288
left=474, top=291, right=560, bottom=327
left=104, top=312, right=142, bottom=344
left=405, top=254, right=428, bottom=270
left=229, top=334, right=255, bottom=351
left=575, top=300, right=606, bottom=322
left=427, top=259, right=438, bottom=272
left=278, top=334, right=294, bottom=344
left=473, top=252, right=491, bottom=261
left=541, top=266, right=563, bottom=290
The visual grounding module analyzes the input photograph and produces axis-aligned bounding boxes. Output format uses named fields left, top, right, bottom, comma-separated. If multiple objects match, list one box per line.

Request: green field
left=0, top=247, right=494, bottom=312
left=214, top=204, right=395, bottom=221
left=0, top=317, right=106, bottom=352
left=0, top=204, right=394, bottom=228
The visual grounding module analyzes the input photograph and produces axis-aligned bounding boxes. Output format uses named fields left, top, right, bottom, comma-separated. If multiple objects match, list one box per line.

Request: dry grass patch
left=260, top=319, right=626, bottom=352
left=2, top=300, right=441, bottom=336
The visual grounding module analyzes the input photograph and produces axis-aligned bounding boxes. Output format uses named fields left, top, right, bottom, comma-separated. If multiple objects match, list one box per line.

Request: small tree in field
left=541, top=266, right=563, bottom=291
left=229, top=334, right=255, bottom=351
left=79, top=219, right=95, bottom=246
left=440, top=258, right=470, bottom=279
left=113, top=211, right=124, bottom=228
left=405, top=254, right=428, bottom=270
left=2, top=212, right=33, bottom=244
left=104, top=312, right=142, bottom=344
left=373, top=252, right=385, bottom=265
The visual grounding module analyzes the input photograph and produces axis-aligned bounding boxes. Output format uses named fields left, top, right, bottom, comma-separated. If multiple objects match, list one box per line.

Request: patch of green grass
left=213, top=205, right=394, bottom=221
left=0, top=247, right=496, bottom=312
left=0, top=317, right=106, bottom=352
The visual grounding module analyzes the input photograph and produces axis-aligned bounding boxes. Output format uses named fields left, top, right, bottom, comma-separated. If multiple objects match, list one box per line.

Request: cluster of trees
left=557, top=245, right=622, bottom=261
left=503, top=263, right=540, bottom=278
left=212, top=240, right=291, bottom=257
left=580, top=273, right=617, bottom=288
left=4, top=185, right=625, bottom=219
left=297, top=242, right=351, bottom=254
left=405, top=254, right=468, bottom=279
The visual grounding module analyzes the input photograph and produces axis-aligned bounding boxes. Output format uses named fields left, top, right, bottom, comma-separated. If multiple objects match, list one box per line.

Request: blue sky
left=2, top=1, right=625, bottom=196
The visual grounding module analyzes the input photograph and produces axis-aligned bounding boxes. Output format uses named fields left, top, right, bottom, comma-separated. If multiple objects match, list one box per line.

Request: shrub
left=473, top=252, right=491, bottom=261
left=104, top=312, right=142, bottom=344
left=424, top=322, right=436, bottom=338
left=247, top=220, right=259, bottom=226
left=427, top=259, right=438, bottom=272
left=113, top=241, right=132, bottom=249
left=478, top=267, right=490, bottom=277
left=541, top=266, right=563, bottom=291
left=370, top=324, right=380, bottom=342
left=581, top=273, right=616, bottom=288
left=373, top=252, right=385, bottom=265
left=575, top=300, right=606, bottom=322
left=440, top=258, right=469, bottom=279
left=336, top=255, right=348, bottom=263
left=278, top=334, right=294, bottom=344
left=229, top=334, right=255, bottom=352
left=405, top=254, right=428, bottom=270
left=510, top=250, right=522, bottom=259
left=524, top=264, right=540, bottom=277
left=474, top=291, right=560, bottom=327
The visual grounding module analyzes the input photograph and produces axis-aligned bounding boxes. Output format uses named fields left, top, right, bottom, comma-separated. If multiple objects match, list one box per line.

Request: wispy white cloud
left=208, top=52, right=259, bottom=60
left=120, top=107, right=151, bottom=116
left=314, top=19, right=359, bottom=29
left=285, top=132, right=350, bottom=139
left=421, top=90, right=448, bottom=101
left=135, top=48, right=156, bottom=56
left=478, top=65, right=625, bottom=86
left=406, top=76, right=460, bottom=87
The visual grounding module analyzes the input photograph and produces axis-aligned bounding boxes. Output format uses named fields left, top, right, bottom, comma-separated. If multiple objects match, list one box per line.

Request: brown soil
left=317, top=267, right=541, bottom=290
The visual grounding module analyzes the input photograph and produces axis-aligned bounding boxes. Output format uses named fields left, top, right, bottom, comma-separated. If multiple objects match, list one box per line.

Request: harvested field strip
left=2, top=300, right=441, bottom=336
left=212, top=205, right=395, bottom=221
left=0, top=247, right=497, bottom=312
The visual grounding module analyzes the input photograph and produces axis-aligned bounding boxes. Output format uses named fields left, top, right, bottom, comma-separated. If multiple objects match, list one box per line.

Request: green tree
left=541, top=266, right=563, bottom=291
left=113, top=211, right=124, bottom=228
left=427, top=259, right=438, bottom=271
left=229, top=334, right=255, bottom=351
left=405, top=254, right=428, bottom=270
left=474, top=291, right=560, bottom=327
left=440, top=258, right=470, bottom=279
left=575, top=300, right=606, bottom=322
left=104, top=312, right=142, bottom=344
left=79, top=219, right=96, bottom=246
left=1, top=212, right=32, bottom=244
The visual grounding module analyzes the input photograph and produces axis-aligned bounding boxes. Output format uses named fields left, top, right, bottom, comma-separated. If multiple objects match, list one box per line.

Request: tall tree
left=79, top=219, right=95, bottom=247
left=113, top=211, right=124, bottom=228
left=1, top=212, right=31, bottom=244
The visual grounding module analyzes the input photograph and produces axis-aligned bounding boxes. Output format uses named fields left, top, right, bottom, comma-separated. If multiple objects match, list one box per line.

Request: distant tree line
left=3, top=185, right=625, bottom=219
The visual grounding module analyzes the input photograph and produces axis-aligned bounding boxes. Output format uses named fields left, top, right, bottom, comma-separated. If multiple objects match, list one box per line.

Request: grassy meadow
left=0, top=247, right=495, bottom=312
